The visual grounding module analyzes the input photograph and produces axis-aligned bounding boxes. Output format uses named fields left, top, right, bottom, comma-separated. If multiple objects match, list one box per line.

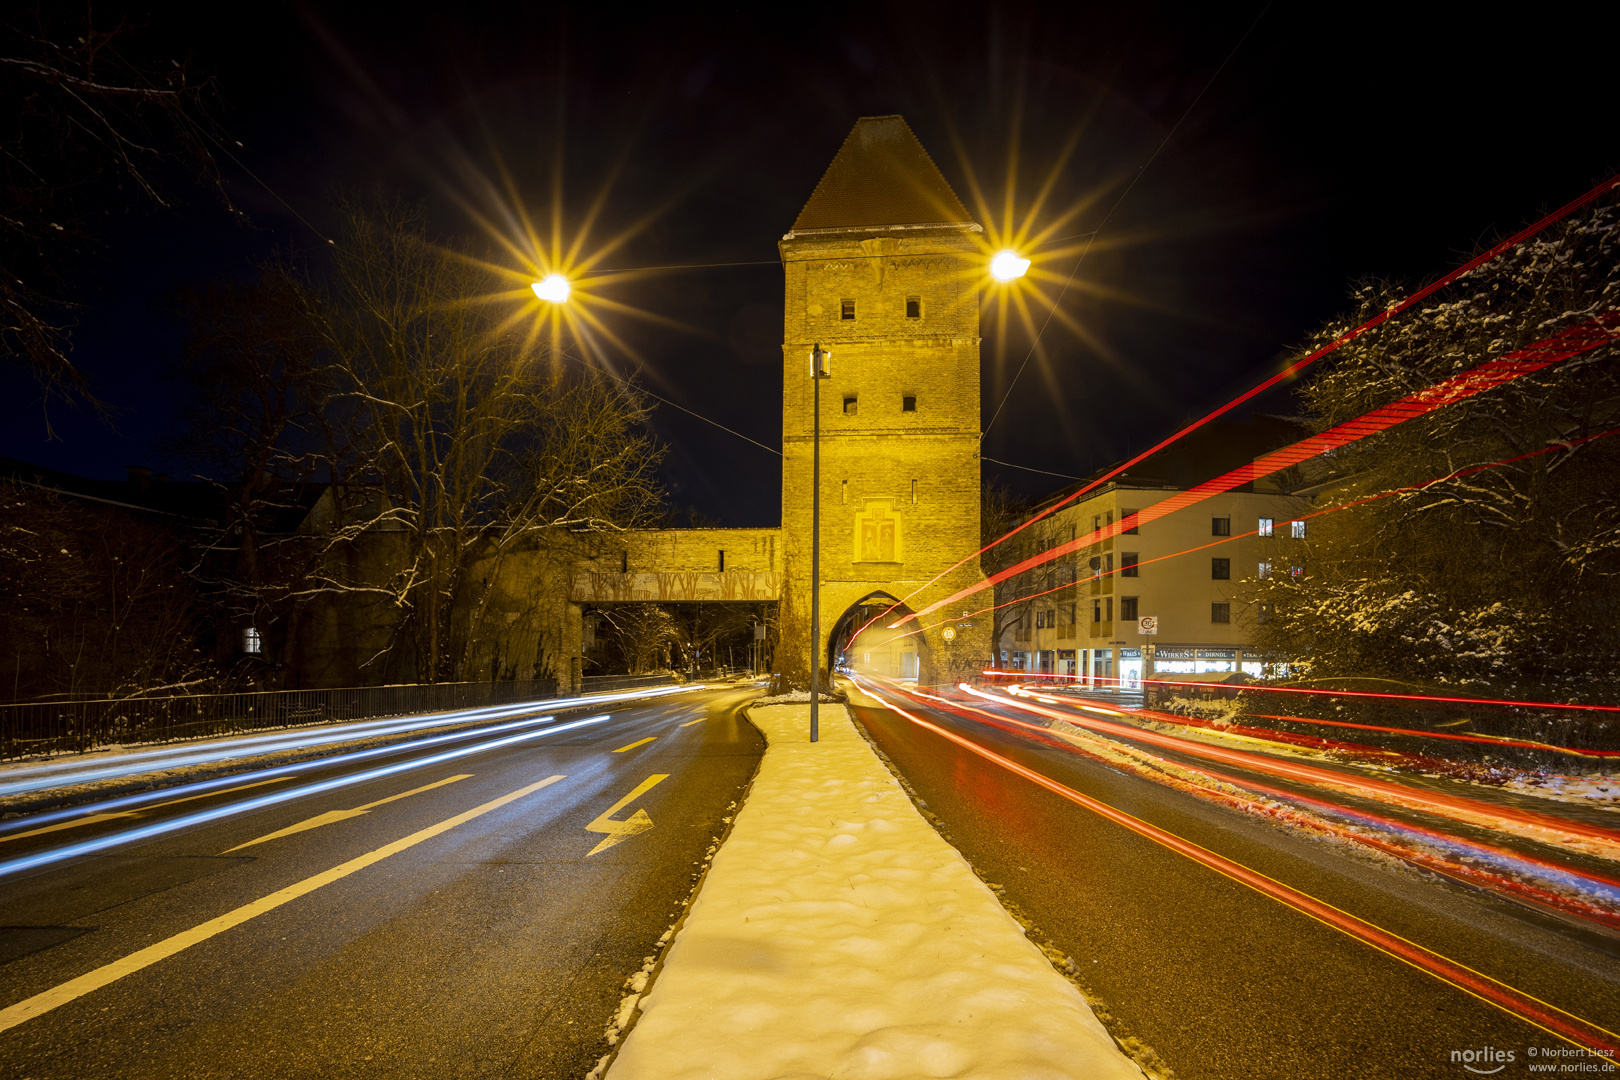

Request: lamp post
left=809, top=342, right=831, bottom=743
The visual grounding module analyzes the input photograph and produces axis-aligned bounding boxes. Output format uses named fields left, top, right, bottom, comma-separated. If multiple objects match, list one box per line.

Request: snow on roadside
left=604, top=702, right=1144, bottom=1080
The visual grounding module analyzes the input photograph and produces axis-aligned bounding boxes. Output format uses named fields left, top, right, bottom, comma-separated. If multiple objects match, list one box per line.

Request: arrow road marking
left=585, top=774, right=669, bottom=856
left=0, top=773, right=566, bottom=1035
left=222, top=775, right=472, bottom=853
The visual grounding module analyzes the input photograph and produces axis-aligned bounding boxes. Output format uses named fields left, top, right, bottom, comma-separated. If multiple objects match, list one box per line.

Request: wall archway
left=826, top=592, right=931, bottom=685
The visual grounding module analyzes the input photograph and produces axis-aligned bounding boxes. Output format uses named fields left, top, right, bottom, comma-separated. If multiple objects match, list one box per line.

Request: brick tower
left=778, top=115, right=990, bottom=689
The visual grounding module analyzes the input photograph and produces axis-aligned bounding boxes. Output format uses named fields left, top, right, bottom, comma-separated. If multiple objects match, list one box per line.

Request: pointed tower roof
left=791, top=116, right=974, bottom=233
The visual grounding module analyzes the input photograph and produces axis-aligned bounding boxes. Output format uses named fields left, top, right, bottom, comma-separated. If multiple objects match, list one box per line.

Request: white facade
left=995, top=481, right=1310, bottom=689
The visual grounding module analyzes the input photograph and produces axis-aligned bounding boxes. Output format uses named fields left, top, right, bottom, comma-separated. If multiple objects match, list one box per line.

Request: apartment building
left=993, top=417, right=1311, bottom=689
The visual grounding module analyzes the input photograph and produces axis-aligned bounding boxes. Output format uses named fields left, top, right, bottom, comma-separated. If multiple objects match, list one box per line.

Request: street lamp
left=809, top=341, right=831, bottom=743
left=531, top=274, right=570, bottom=303
left=990, top=250, right=1031, bottom=282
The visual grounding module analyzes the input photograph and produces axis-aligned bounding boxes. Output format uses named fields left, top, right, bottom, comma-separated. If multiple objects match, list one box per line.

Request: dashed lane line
left=612, top=738, right=657, bottom=753
left=0, top=773, right=567, bottom=1035
left=0, top=777, right=296, bottom=845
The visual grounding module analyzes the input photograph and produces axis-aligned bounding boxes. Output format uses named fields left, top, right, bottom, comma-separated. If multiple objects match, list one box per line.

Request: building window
left=1212, top=517, right=1231, bottom=536
left=905, top=297, right=921, bottom=318
left=1105, top=597, right=1113, bottom=621
left=910, top=479, right=918, bottom=504
left=1046, top=608, right=1056, bottom=628
left=902, top=395, right=916, bottom=412
left=1212, top=558, right=1230, bottom=580
left=842, top=480, right=848, bottom=504
left=843, top=395, right=857, bottom=415
left=1090, top=555, right=1103, bottom=579
left=1120, top=596, right=1138, bottom=621
left=1122, top=509, right=1139, bottom=535
left=1258, top=603, right=1273, bottom=625
left=1036, top=609, right=1048, bottom=629
left=1212, top=602, right=1230, bottom=624
left=1121, top=552, right=1139, bottom=577
left=1258, top=561, right=1271, bottom=579
left=242, top=627, right=262, bottom=655
left=1092, top=599, right=1102, bottom=623
left=841, top=299, right=855, bottom=320
left=1258, top=517, right=1274, bottom=538
left=718, top=550, right=725, bottom=572
left=1291, top=565, right=1305, bottom=578
left=1291, top=520, right=1308, bottom=539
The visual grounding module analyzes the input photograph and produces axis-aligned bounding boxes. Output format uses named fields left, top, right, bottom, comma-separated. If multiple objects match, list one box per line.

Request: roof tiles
left=792, top=116, right=973, bottom=232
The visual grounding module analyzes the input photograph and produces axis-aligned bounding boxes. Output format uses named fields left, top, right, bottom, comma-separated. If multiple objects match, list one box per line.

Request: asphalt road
left=0, top=685, right=764, bottom=1080
left=848, top=683, right=1620, bottom=1080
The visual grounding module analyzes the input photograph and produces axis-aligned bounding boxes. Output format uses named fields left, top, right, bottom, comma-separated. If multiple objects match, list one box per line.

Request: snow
left=605, top=702, right=1142, bottom=1080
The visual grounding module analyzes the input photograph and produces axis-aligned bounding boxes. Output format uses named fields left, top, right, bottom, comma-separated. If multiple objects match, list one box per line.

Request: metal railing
left=0, top=679, right=559, bottom=762
left=580, top=673, right=682, bottom=695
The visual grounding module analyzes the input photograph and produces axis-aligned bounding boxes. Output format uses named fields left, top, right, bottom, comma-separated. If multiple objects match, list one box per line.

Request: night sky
left=2, top=1, right=1613, bottom=526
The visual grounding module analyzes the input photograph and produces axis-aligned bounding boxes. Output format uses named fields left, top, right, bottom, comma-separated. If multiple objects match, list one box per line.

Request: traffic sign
left=1138, top=616, right=1158, bottom=635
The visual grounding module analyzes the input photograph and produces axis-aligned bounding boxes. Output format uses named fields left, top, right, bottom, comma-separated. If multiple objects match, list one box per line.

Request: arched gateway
left=570, top=116, right=990, bottom=690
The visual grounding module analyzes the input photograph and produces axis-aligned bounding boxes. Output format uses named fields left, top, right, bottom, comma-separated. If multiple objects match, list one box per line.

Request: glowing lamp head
left=990, top=250, right=1031, bottom=282
left=531, top=274, right=571, bottom=303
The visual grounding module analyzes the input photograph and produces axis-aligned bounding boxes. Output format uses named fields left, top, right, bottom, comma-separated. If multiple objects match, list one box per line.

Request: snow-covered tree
left=1243, top=194, right=1620, bottom=700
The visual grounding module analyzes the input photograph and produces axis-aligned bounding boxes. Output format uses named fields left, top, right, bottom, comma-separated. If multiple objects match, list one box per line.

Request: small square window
left=1212, top=558, right=1230, bottom=580
left=1122, top=509, right=1139, bottom=535
left=905, top=297, right=921, bottom=318
left=841, top=299, right=856, bottom=320
left=1257, top=517, right=1274, bottom=538
left=843, top=396, right=857, bottom=415
left=1212, top=602, right=1230, bottom=624
left=1291, top=520, right=1307, bottom=539
left=1121, top=552, right=1139, bottom=577
left=1120, top=596, right=1139, bottom=621
left=902, top=395, right=916, bottom=412
left=1212, top=517, right=1231, bottom=536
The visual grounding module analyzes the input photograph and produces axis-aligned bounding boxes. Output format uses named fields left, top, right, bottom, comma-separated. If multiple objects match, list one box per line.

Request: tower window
left=242, top=627, right=262, bottom=655
left=842, top=395, right=857, bottom=415
left=910, top=479, right=917, bottom=504
left=905, top=297, right=921, bottom=318
left=902, top=395, right=916, bottom=412
left=841, top=299, right=856, bottom=320
left=718, top=550, right=725, bottom=572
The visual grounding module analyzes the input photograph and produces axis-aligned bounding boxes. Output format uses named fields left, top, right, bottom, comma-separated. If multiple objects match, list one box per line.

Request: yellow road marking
left=0, top=773, right=565, bottom=1035
left=0, top=777, right=295, bottom=845
left=585, top=774, right=668, bottom=856
left=679, top=718, right=706, bottom=728
left=612, top=737, right=656, bottom=753
left=223, top=775, right=472, bottom=853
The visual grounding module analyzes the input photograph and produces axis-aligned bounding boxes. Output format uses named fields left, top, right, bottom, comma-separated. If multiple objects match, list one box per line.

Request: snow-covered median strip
left=606, top=702, right=1143, bottom=1080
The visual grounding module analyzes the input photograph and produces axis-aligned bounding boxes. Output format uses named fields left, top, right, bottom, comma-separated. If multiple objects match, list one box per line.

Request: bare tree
left=1, top=6, right=229, bottom=412
left=0, top=479, right=215, bottom=701
left=313, top=202, right=665, bottom=683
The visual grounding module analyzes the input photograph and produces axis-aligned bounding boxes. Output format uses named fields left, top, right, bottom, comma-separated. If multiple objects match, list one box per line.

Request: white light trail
left=0, top=713, right=620, bottom=880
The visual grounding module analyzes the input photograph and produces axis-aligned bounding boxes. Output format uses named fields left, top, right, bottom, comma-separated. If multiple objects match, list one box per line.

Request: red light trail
left=894, top=311, right=1620, bottom=625
left=903, top=686, right=1620, bottom=930
left=860, top=174, right=1620, bottom=636
left=955, top=685, right=1620, bottom=856
left=843, top=427, right=1620, bottom=660
left=858, top=679, right=1620, bottom=1053
left=976, top=669, right=1620, bottom=722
